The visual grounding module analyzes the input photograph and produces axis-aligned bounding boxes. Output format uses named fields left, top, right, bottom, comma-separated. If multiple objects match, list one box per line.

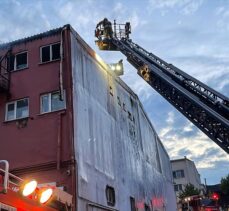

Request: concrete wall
left=71, top=30, right=176, bottom=211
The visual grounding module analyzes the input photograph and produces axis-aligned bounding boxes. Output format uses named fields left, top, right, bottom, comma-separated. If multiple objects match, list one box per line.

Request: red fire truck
left=0, top=160, right=72, bottom=211
left=183, top=195, right=220, bottom=211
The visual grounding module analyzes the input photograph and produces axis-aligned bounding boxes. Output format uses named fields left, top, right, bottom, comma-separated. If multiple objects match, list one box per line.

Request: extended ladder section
left=95, top=20, right=229, bottom=154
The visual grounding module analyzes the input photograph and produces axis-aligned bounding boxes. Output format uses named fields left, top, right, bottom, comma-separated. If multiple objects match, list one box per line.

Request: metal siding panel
left=70, top=31, right=176, bottom=211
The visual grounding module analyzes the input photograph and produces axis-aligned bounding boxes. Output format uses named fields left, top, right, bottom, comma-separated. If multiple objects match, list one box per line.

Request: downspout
left=59, top=26, right=68, bottom=101
left=64, top=25, right=77, bottom=211
left=57, top=111, right=66, bottom=170
left=57, top=25, right=68, bottom=170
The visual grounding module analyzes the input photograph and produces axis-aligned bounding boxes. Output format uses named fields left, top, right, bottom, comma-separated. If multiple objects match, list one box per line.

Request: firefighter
left=125, top=22, right=131, bottom=38
left=96, top=18, right=113, bottom=39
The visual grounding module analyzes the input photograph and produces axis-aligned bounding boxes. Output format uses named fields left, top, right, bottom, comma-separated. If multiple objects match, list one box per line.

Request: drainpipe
left=63, top=25, right=77, bottom=210
left=59, top=26, right=68, bottom=101
left=57, top=111, right=66, bottom=170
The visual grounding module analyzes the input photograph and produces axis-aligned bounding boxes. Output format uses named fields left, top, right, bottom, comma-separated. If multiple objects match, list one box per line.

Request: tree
left=220, top=174, right=229, bottom=195
left=179, top=183, right=201, bottom=200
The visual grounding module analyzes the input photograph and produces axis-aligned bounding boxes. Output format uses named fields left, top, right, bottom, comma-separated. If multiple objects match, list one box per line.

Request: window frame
left=5, top=98, right=29, bottom=121
left=13, top=51, right=28, bottom=71
left=40, top=90, right=66, bottom=114
left=144, top=203, right=150, bottom=211
left=40, top=42, right=61, bottom=63
left=174, top=184, right=183, bottom=192
left=173, top=169, right=185, bottom=179
left=130, top=196, right=136, bottom=211
left=105, top=185, right=116, bottom=207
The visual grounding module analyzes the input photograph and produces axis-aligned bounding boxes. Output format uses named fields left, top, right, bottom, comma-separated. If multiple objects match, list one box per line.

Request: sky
left=0, top=0, right=228, bottom=185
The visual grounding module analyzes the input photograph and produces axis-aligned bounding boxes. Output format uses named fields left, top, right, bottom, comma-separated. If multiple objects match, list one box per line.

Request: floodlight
left=22, top=180, right=37, bottom=196
left=40, top=188, right=53, bottom=204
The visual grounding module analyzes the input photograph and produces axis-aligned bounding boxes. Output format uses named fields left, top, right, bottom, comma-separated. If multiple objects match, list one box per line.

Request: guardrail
left=0, top=160, right=9, bottom=193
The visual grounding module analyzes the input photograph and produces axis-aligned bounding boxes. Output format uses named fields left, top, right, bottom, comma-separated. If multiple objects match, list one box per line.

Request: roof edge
left=0, top=24, right=71, bottom=50
left=171, top=157, right=193, bottom=162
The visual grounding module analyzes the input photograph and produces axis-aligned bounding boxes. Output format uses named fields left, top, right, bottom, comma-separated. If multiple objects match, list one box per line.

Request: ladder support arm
left=113, top=38, right=229, bottom=154
left=94, top=20, right=229, bottom=154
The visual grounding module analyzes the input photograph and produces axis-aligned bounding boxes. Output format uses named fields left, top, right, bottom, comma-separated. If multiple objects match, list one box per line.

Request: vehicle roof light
left=22, top=180, right=37, bottom=196
left=116, top=64, right=121, bottom=71
left=111, top=65, right=115, bottom=71
left=40, top=188, right=53, bottom=204
left=109, top=60, right=124, bottom=76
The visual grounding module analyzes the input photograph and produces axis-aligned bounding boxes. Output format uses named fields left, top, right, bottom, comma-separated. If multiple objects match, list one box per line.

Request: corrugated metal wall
left=70, top=30, right=176, bottom=211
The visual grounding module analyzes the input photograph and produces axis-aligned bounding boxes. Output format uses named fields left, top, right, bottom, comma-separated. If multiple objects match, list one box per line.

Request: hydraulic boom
left=95, top=19, right=229, bottom=154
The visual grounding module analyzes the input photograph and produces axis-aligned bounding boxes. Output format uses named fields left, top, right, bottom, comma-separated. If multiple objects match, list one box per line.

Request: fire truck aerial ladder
left=95, top=19, right=229, bottom=154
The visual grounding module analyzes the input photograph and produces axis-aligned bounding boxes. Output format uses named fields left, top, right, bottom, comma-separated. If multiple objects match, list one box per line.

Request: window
left=130, top=197, right=136, bottom=211
left=144, top=204, right=150, bottom=211
left=105, top=185, right=115, bottom=206
left=41, top=91, right=66, bottom=113
left=174, top=184, right=183, bottom=192
left=9, top=52, right=28, bottom=71
left=5, top=98, right=29, bottom=121
left=40, top=43, right=60, bottom=63
left=15, top=52, right=28, bottom=70
left=173, top=170, right=185, bottom=179
left=109, top=85, right=113, bottom=96
left=117, top=96, right=121, bottom=106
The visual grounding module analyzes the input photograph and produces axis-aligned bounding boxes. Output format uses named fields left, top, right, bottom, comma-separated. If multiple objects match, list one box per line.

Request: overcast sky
left=0, top=0, right=228, bottom=185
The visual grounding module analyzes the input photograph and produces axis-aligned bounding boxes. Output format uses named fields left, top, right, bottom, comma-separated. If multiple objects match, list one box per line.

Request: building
left=0, top=25, right=176, bottom=210
left=171, top=157, right=201, bottom=196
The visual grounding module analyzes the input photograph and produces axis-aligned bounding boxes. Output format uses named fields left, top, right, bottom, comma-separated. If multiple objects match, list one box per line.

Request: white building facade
left=71, top=28, right=177, bottom=211
left=171, top=157, right=201, bottom=196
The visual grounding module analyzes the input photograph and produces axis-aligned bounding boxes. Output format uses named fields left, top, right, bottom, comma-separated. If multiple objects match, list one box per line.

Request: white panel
left=70, top=31, right=176, bottom=211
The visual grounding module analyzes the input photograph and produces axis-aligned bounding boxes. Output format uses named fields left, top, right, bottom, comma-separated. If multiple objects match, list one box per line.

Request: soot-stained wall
left=70, top=30, right=176, bottom=211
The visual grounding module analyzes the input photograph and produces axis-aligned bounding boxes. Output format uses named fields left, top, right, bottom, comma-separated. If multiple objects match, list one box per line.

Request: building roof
left=0, top=24, right=70, bottom=50
left=171, top=156, right=193, bottom=163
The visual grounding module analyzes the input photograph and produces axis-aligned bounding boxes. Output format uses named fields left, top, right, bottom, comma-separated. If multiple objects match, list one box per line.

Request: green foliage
left=178, top=183, right=200, bottom=199
left=220, top=174, right=229, bottom=195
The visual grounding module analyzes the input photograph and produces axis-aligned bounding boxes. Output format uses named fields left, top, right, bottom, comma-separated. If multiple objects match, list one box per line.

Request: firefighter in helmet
left=125, top=22, right=131, bottom=38
left=96, top=18, right=113, bottom=39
